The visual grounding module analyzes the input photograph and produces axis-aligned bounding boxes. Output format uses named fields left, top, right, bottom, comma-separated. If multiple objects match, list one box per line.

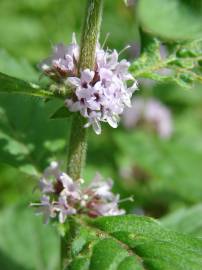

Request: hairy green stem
left=62, top=1, right=103, bottom=269
left=79, top=0, right=103, bottom=71
left=67, top=114, right=87, bottom=179
left=67, top=0, right=103, bottom=180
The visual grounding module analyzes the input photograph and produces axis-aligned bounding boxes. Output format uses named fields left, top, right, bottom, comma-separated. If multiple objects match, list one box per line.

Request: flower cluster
left=38, top=33, right=79, bottom=81
left=122, top=98, right=173, bottom=139
left=38, top=34, right=137, bottom=135
left=31, top=161, right=125, bottom=224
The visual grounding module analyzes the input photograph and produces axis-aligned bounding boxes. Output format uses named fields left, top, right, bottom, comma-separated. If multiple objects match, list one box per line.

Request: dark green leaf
left=0, top=95, right=69, bottom=176
left=0, top=72, right=54, bottom=99
left=64, top=215, right=202, bottom=270
left=51, top=106, right=73, bottom=119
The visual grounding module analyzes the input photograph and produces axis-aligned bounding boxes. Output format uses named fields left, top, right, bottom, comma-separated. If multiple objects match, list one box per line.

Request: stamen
left=119, top=45, right=131, bottom=56
left=118, top=196, right=134, bottom=204
left=102, top=32, right=110, bottom=49
left=30, top=203, right=42, bottom=207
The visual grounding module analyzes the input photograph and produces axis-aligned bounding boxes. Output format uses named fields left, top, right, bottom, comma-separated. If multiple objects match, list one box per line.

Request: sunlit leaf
left=130, top=38, right=202, bottom=88
left=0, top=207, right=59, bottom=270
left=63, top=215, right=202, bottom=270
left=137, top=0, right=202, bottom=40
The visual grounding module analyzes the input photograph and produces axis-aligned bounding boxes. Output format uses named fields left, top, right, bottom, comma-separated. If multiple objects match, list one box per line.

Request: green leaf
left=65, top=215, right=202, bottom=270
left=0, top=49, right=38, bottom=81
left=0, top=72, right=55, bottom=99
left=0, top=95, right=70, bottom=176
left=137, top=0, right=202, bottom=40
left=0, top=206, right=59, bottom=270
left=51, top=106, right=73, bottom=119
left=0, top=52, right=72, bottom=176
left=161, top=204, right=202, bottom=237
left=130, top=39, right=202, bottom=88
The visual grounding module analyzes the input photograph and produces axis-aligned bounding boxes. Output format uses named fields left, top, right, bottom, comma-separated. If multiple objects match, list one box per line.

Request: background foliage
left=0, top=0, right=202, bottom=269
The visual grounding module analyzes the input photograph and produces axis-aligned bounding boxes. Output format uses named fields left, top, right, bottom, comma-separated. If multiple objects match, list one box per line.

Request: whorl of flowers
left=38, top=34, right=137, bottom=135
left=122, top=97, right=173, bottom=139
left=31, top=161, right=125, bottom=224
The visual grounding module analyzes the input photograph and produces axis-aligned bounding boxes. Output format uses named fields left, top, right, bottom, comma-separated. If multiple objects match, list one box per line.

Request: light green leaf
left=64, top=215, right=202, bottom=270
left=161, top=204, right=202, bottom=237
left=0, top=207, right=59, bottom=270
left=0, top=52, right=70, bottom=176
left=137, top=0, right=202, bottom=40
left=0, top=49, right=38, bottom=81
left=0, top=95, right=70, bottom=176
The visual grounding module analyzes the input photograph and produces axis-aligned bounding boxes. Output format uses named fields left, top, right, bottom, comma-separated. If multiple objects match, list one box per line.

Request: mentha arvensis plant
left=38, top=34, right=137, bottom=134
left=1, top=0, right=202, bottom=269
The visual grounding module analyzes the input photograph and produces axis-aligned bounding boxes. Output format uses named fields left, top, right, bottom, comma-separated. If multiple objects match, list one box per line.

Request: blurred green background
left=0, top=0, right=202, bottom=269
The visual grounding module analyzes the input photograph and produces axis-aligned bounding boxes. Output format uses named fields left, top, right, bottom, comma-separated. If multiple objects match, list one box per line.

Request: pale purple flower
left=39, top=34, right=138, bottom=135
left=43, top=161, right=60, bottom=178
left=89, top=173, right=114, bottom=200
left=65, top=46, right=138, bottom=134
left=55, top=194, right=77, bottom=223
left=38, top=33, right=79, bottom=81
left=122, top=97, right=173, bottom=139
left=31, top=162, right=125, bottom=223
left=31, top=195, right=56, bottom=224
left=92, top=194, right=126, bottom=216
left=145, top=99, right=173, bottom=138
left=39, top=178, right=54, bottom=194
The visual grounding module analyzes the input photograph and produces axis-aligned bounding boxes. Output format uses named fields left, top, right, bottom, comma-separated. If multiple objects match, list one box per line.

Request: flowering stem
left=67, top=0, right=103, bottom=180
left=62, top=0, right=103, bottom=268
left=79, top=0, right=103, bottom=71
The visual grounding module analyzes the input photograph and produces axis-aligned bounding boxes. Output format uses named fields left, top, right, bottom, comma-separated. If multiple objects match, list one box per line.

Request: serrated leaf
left=130, top=39, right=202, bottom=88
left=51, top=106, right=73, bottom=119
left=137, top=0, right=202, bottom=40
left=0, top=72, right=54, bottom=99
left=161, top=204, right=202, bottom=237
left=64, top=215, right=202, bottom=270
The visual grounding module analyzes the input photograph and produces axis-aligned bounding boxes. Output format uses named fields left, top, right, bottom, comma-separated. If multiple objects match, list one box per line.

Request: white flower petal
left=81, top=69, right=95, bottom=84
left=66, top=77, right=81, bottom=87
left=92, top=119, right=102, bottom=135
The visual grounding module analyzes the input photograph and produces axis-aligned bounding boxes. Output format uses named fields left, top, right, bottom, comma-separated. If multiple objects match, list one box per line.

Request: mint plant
left=0, top=0, right=202, bottom=269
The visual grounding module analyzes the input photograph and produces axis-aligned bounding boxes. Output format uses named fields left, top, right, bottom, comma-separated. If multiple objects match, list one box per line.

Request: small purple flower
left=39, top=34, right=138, bottom=135
left=38, top=33, right=79, bottom=81
left=31, top=195, right=56, bottom=224
left=31, top=162, right=125, bottom=223
left=122, top=97, right=173, bottom=139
